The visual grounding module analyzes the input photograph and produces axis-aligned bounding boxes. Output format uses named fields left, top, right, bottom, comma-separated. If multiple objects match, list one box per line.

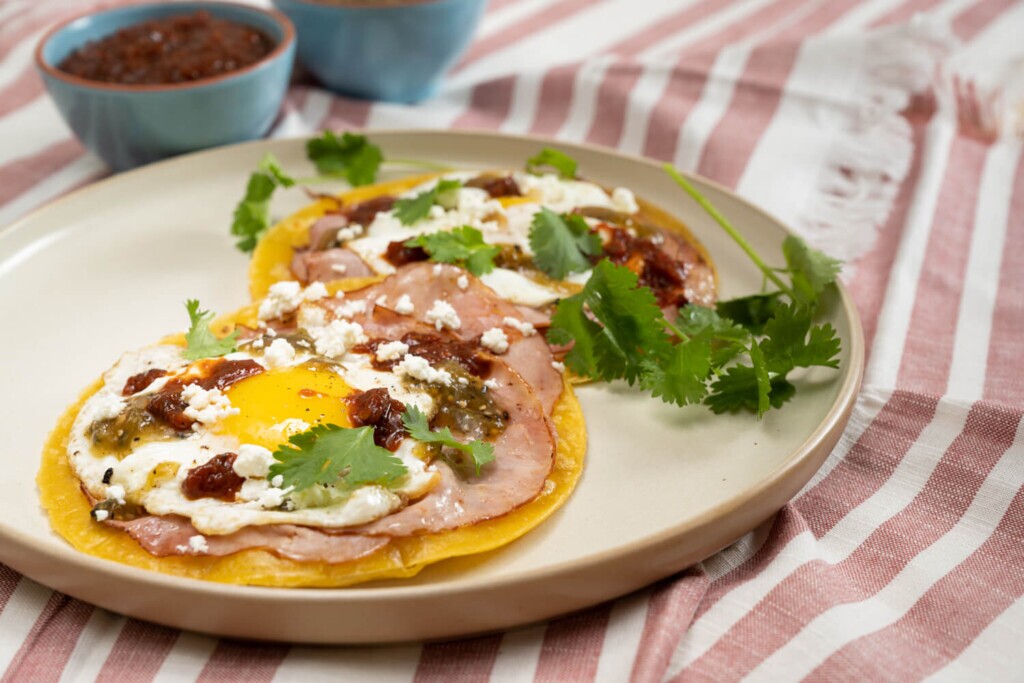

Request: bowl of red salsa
left=36, top=3, right=295, bottom=171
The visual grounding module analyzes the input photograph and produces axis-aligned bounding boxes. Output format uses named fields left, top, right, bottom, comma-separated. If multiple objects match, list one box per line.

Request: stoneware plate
left=0, top=131, right=864, bottom=644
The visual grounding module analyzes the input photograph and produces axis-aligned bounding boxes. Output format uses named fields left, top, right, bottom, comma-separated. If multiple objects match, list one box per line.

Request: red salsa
left=57, top=11, right=275, bottom=85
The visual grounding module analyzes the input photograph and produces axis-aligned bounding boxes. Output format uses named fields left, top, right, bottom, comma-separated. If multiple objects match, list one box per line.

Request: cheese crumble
left=258, top=281, right=328, bottom=321
left=395, top=354, right=453, bottom=386
left=394, top=294, right=415, bottom=315
left=262, top=338, right=296, bottom=369
left=502, top=316, right=537, bottom=337
left=375, top=341, right=410, bottom=362
left=308, top=320, right=368, bottom=358
left=480, top=327, right=509, bottom=354
left=426, top=300, right=461, bottom=331
left=181, top=384, right=237, bottom=427
left=233, top=444, right=274, bottom=479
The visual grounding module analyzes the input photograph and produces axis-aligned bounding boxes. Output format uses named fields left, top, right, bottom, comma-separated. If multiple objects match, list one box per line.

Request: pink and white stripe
left=3, top=0, right=1024, bottom=680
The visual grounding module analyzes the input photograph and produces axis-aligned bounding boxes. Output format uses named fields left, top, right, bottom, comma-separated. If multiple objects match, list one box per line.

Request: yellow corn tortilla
left=248, top=172, right=716, bottom=300
left=38, top=292, right=586, bottom=588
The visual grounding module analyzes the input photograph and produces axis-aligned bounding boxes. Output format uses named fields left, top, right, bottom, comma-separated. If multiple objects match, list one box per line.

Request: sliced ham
left=353, top=355, right=555, bottom=537
left=658, top=229, right=716, bottom=309
left=327, top=263, right=564, bottom=416
left=291, top=247, right=374, bottom=283
left=307, top=213, right=349, bottom=251
left=108, top=515, right=390, bottom=564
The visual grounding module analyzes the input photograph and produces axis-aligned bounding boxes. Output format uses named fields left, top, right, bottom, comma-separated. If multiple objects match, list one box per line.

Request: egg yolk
left=498, top=195, right=536, bottom=207
left=217, top=363, right=352, bottom=450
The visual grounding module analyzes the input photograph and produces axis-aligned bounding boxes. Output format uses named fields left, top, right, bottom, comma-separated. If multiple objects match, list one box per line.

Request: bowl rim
left=34, top=1, right=296, bottom=94
left=273, top=0, right=456, bottom=8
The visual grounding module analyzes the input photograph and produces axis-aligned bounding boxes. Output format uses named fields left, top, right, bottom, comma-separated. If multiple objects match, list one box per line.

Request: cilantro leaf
left=269, top=423, right=407, bottom=493
left=306, top=131, right=383, bottom=186
left=641, top=336, right=711, bottom=406
left=526, top=148, right=578, bottom=179
left=402, top=405, right=495, bottom=475
left=547, top=290, right=603, bottom=377
left=230, top=153, right=295, bottom=253
left=539, top=166, right=847, bottom=419
left=394, top=178, right=463, bottom=225
left=704, top=342, right=793, bottom=416
left=183, top=299, right=238, bottom=361
left=259, top=154, right=296, bottom=189
left=783, top=235, right=842, bottom=303
left=405, top=226, right=500, bottom=276
left=716, top=293, right=784, bottom=334
left=550, top=260, right=671, bottom=384
left=760, top=304, right=841, bottom=373
left=676, top=305, right=749, bottom=343
left=529, top=208, right=602, bottom=280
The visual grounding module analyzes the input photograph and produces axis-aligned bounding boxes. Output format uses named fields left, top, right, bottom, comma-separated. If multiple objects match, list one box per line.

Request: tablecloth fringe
left=803, top=19, right=954, bottom=266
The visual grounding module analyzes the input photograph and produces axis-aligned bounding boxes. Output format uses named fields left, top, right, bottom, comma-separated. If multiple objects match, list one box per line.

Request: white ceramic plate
left=0, top=131, right=863, bottom=644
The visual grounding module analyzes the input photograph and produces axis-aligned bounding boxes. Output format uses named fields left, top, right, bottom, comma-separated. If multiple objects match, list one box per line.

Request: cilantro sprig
left=404, top=226, right=500, bottom=276
left=230, top=153, right=295, bottom=253
left=526, top=148, right=577, bottom=179
left=402, top=405, right=495, bottom=475
left=183, top=299, right=238, bottom=360
left=231, top=132, right=456, bottom=254
left=269, top=423, right=408, bottom=493
left=394, top=178, right=463, bottom=225
left=547, top=165, right=843, bottom=417
left=306, top=131, right=383, bottom=187
left=528, top=208, right=602, bottom=280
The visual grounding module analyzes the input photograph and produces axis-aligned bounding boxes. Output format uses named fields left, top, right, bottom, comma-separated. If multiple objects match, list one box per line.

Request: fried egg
left=340, top=171, right=636, bottom=307
left=67, top=333, right=441, bottom=537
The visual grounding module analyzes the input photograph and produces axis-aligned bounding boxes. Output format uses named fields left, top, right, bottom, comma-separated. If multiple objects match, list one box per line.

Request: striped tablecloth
left=3, top=0, right=1023, bottom=680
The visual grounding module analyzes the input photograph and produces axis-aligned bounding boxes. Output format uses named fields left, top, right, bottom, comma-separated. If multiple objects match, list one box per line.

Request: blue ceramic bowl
left=271, top=0, right=485, bottom=103
left=36, top=2, right=296, bottom=171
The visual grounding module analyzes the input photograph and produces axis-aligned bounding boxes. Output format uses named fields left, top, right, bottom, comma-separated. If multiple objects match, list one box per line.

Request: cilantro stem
left=663, top=164, right=794, bottom=298
left=663, top=318, right=690, bottom=343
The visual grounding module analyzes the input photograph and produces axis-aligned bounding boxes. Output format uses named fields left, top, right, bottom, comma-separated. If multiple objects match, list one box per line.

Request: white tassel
left=800, top=19, right=954, bottom=274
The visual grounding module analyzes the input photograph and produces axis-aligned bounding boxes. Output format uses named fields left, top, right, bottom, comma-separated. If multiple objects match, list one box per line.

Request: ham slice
left=308, top=213, right=348, bottom=251
left=353, top=354, right=555, bottom=537
left=658, top=229, right=716, bottom=309
left=108, top=515, right=390, bottom=564
left=330, top=263, right=564, bottom=416
left=291, top=247, right=374, bottom=283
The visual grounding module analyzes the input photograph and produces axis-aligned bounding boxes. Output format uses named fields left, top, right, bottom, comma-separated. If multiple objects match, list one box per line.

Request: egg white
left=67, top=341, right=441, bottom=536
left=340, top=172, right=637, bottom=307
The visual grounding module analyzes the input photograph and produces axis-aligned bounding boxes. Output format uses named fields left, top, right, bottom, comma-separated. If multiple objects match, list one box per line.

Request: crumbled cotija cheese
left=308, top=320, right=368, bottom=358
left=334, top=299, right=368, bottom=319
left=395, top=354, right=453, bottom=386
left=480, top=327, right=509, bottom=354
left=336, top=225, right=364, bottom=242
left=375, top=341, right=410, bottom=362
left=181, top=384, right=238, bottom=427
left=502, top=316, right=537, bottom=336
left=262, top=338, right=296, bottom=369
left=394, top=294, right=415, bottom=315
left=297, top=303, right=327, bottom=330
left=232, top=444, right=275, bottom=479
left=258, top=281, right=328, bottom=321
left=426, top=300, right=461, bottom=331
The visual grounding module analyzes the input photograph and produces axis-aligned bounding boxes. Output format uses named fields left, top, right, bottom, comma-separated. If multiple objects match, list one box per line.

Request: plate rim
left=0, top=130, right=864, bottom=622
